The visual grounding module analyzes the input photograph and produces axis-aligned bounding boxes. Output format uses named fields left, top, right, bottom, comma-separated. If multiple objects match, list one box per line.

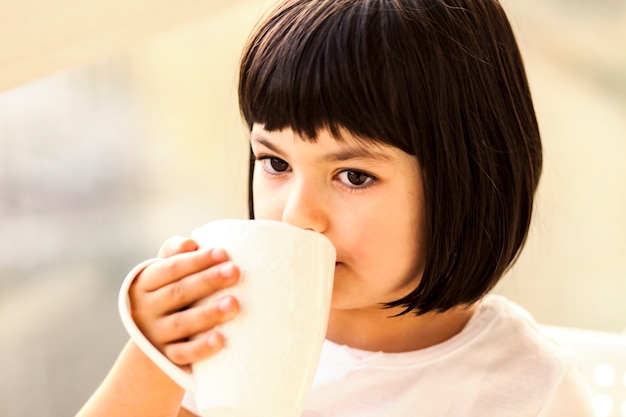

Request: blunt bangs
left=239, top=0, right=417, bottom=150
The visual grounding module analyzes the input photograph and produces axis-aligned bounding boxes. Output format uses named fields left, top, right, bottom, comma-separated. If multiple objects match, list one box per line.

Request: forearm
left=76, top=339, right=185, bottom=417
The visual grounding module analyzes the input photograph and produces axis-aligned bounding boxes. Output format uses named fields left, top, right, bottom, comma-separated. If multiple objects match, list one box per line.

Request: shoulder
left=536, top=359, right=596, bottom=417
left=458, top=295, right=595, bottom=414
left=472, top=294, right=567, bottom=357
left=470, top=295, right=576, bottom=371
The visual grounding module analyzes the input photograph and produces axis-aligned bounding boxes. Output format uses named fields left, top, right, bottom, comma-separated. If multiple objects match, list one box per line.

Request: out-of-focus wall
left=495, top=0, right=626, bottom=332
left=0, top=3, right=261, bottom=416
left=0, top=1, right=624, bottom=416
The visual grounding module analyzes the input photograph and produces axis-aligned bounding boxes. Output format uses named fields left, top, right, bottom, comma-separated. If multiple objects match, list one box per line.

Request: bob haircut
left=238, top=0, right=543, bottom=315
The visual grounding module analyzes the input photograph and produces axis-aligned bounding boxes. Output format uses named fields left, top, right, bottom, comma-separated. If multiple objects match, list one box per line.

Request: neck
left=325, top=303, right=477, bottom=353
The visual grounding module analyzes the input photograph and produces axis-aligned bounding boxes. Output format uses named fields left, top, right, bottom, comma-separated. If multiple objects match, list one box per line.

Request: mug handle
left=118, top=258, right=196, bottom=392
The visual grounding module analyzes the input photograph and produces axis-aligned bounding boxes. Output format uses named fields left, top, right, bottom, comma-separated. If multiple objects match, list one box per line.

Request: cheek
left=338, top=215, right=397, bottom=266
left=251, top=172, right=283, bottom=220
left=252, top=197, right=284, bottom=221
left=347, top=206, right=426, bottom=285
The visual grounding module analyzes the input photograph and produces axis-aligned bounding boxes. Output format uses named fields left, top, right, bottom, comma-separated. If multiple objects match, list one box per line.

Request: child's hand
left=128, top=237, right=240, bottom=370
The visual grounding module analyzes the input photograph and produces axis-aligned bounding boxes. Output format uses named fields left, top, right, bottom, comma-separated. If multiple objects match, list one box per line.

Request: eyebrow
left=251, top=136, right=394, bottom=163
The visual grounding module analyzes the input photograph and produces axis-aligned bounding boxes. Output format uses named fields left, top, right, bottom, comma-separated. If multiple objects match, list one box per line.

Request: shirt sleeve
left=537, top=360, right=596, bottom=417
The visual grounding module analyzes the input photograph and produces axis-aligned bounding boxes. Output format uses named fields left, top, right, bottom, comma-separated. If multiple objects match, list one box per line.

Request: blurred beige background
left=0, top=0, right=624, bottom=416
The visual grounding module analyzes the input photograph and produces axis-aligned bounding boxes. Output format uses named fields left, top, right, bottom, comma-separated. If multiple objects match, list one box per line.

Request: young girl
left=78, top=0, right=595, bottom=416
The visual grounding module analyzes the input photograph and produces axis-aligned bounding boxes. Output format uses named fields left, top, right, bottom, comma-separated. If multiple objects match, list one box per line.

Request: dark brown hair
left=238, top=0, right=542, bottom=315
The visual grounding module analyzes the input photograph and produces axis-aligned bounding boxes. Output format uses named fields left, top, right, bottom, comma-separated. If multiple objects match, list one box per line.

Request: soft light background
left=0, top=0, right=624, bottom=416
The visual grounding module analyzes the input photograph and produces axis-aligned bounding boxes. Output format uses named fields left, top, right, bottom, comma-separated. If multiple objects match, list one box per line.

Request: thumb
left=157, top=236, right=199, bottom=258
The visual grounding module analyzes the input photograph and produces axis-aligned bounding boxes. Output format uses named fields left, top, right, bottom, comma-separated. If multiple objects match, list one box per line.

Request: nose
left=281, top=179, right=328, bottom=233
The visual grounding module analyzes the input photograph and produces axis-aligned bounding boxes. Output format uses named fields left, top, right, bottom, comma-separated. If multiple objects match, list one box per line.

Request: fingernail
left=212, top=248, right=227, bottom=262
left=220, top=262, right=236, bottom=278
left=206, top=331, right=221, bottom=347
left=218, top=296, right=234, bottom=313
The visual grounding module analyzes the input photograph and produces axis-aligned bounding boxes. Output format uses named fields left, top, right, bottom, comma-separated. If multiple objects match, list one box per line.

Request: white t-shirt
left=183, top=295, right=595, bottom=416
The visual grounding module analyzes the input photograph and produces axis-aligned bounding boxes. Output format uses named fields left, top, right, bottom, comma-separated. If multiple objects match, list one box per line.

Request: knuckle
left=170, top=311, right=188, bottom=333
left=168, top=280, right=187, bottom=304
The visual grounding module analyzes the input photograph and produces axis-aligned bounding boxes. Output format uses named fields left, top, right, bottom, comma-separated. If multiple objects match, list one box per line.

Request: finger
left=163, top=331, right=226, bottom=366
left=138, top=247, right=231, bottom=292
left=146, top=260, right=239, bottom=313
left=150, top=295, right=239, bottom=345
left=157, top=236, right=198, bottom=258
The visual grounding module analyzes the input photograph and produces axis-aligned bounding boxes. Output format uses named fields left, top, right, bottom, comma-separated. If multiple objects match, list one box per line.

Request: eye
left=337, top=170, right=375, bottom=188
left=260, top=157, right=290, bottom=174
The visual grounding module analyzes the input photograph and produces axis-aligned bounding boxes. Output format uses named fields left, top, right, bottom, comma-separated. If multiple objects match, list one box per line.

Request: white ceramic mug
left=119, top=219, right=336, bottom=417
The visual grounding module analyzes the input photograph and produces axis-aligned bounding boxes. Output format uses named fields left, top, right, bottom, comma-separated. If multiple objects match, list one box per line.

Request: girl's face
left=251, top=124, right=427, bottom=313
